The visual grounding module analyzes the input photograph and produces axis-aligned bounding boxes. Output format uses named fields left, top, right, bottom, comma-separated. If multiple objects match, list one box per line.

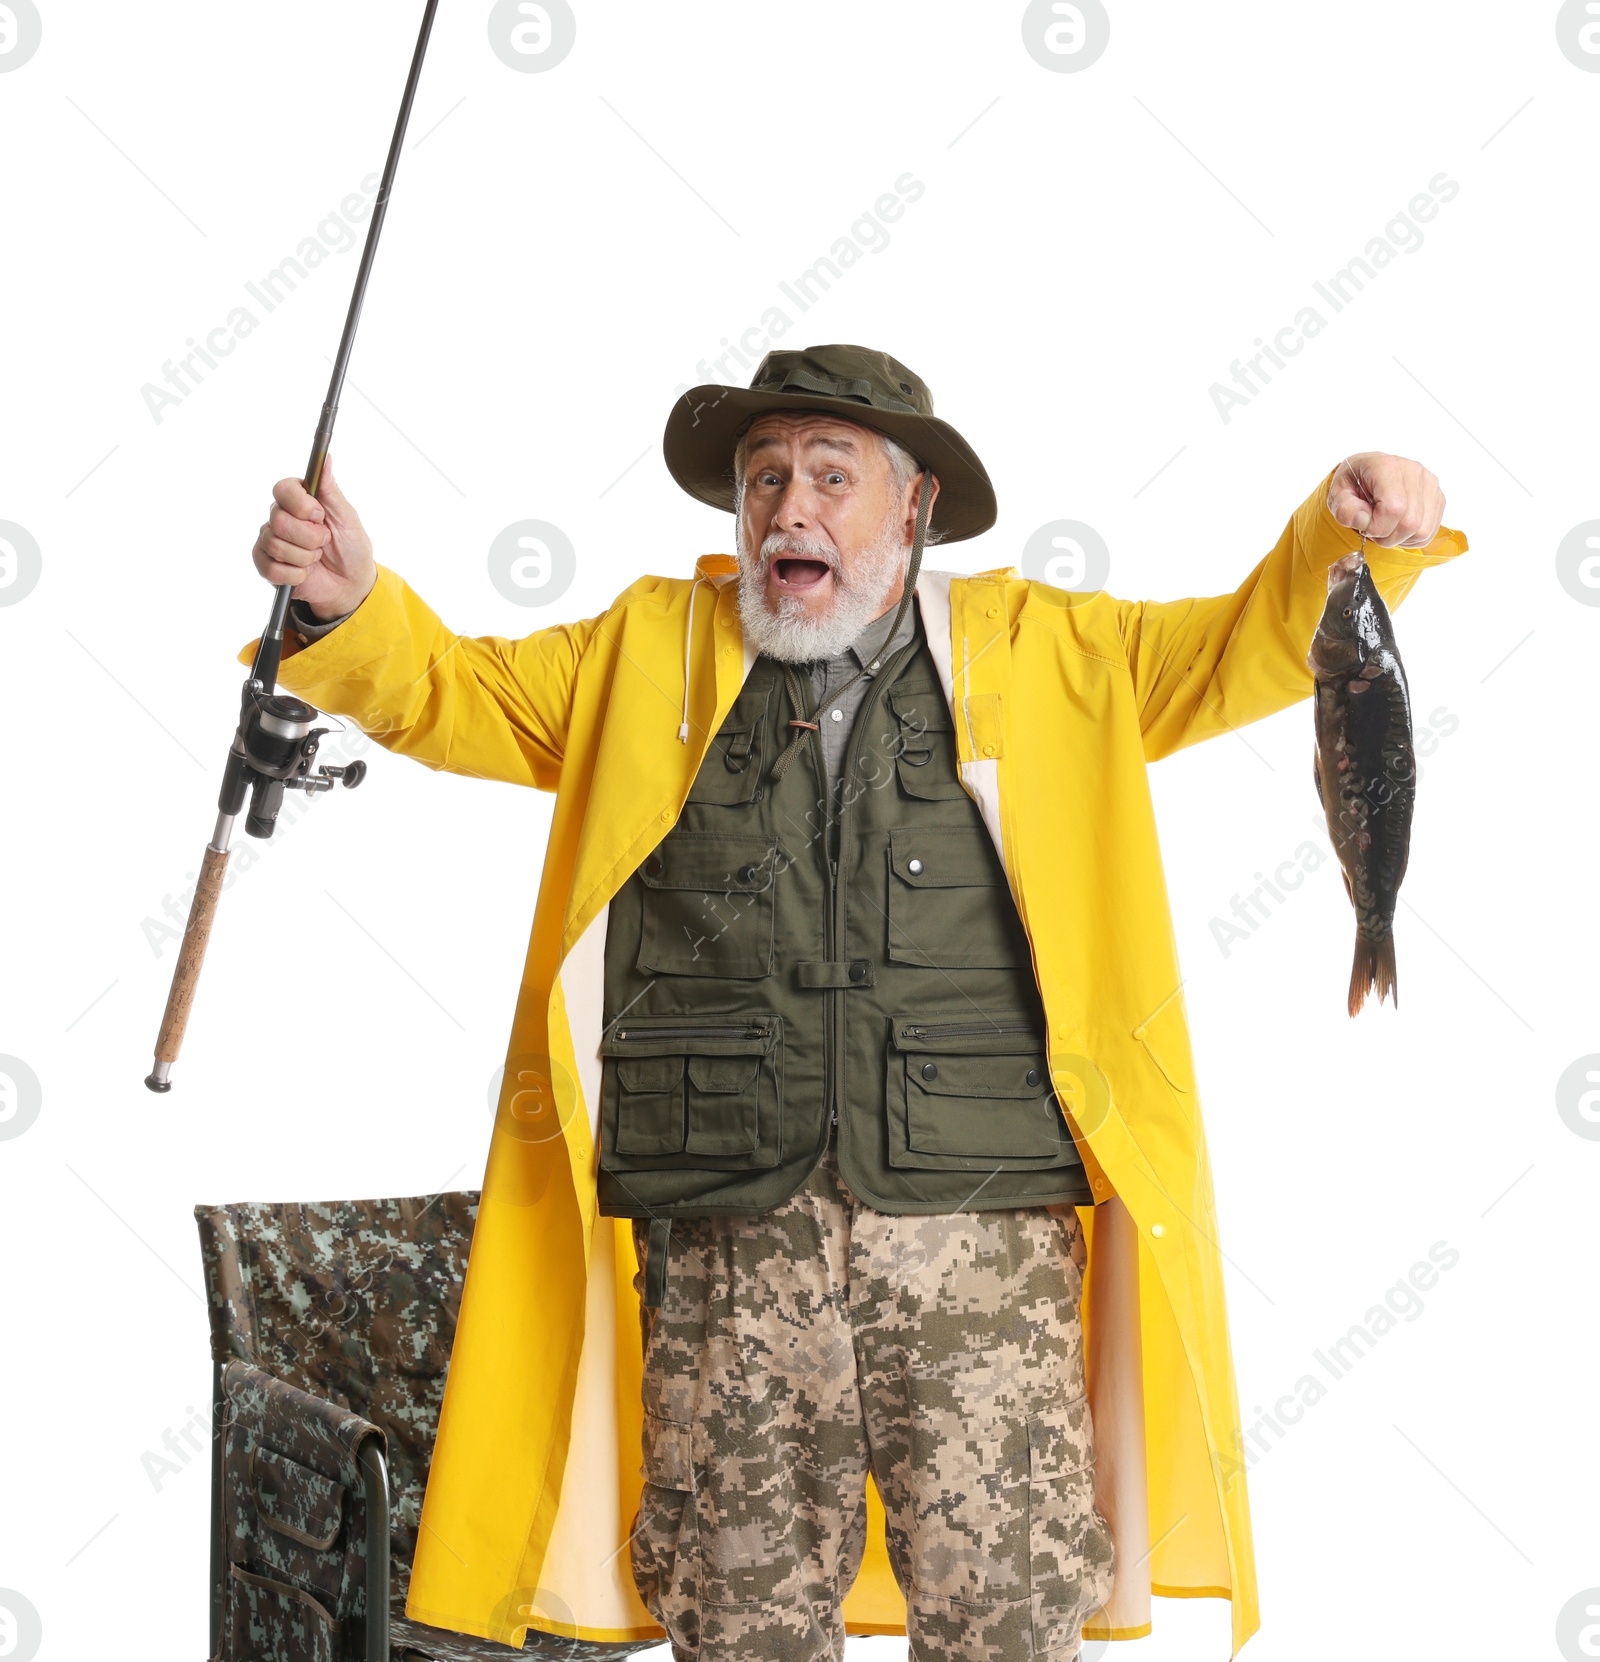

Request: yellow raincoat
left=244, top=473, right=1465, bottom=1655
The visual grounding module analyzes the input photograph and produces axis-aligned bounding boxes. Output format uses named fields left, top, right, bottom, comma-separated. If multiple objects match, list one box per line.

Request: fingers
left=1362, top=458, right=1438, bottom=548
left=266, top=478, right=329, bottom=551
left=318, top=457, right=346, bottom=510
left=1363, top=481, right=1418, bottom=546
left=253, top=523, right=321, bottom=587
left=1328, top=482, right=1374, bottom=534
left=316, top=456, right=361, bottom=530
left=268, top=500, right=329, bottom=552
left=1328, top=453, right=1446, bottom=550
left=271, top=475, right=325, bottom=525
left=257, top=472, right=331, bottom=585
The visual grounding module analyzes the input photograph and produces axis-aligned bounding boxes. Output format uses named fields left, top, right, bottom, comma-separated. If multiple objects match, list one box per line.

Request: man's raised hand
left=251, top=459, right=376, bottom=620
left=1327, top=453, right=1446, bottom=550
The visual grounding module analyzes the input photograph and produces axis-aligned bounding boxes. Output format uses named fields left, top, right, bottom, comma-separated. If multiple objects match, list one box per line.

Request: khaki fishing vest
left=596, top=621, right=1091, bottom=1218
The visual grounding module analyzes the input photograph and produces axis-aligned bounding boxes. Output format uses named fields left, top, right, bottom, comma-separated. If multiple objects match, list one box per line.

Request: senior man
left=248, top=345, right=1465, bottom=1661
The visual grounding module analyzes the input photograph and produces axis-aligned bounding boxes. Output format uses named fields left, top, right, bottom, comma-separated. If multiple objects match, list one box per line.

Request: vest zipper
left=829, top=635, right=918, bottom=1140
left=613, top=1022, right=771, bottom=1042
left=900, top=1020, right=1037, bottom=1041
left=812, top=739, right=839, bottom=1133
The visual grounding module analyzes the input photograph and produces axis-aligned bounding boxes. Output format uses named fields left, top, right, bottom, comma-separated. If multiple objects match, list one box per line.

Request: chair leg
left=358, top=1438, right=391, bottom=1662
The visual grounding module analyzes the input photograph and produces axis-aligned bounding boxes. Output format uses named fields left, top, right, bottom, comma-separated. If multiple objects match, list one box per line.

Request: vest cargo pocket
left=614, top=1054, right=687, bottom=1155
left=637, top=831, right=780, bottom=978
left=685, top=1053, right=761, bottom=1156
left=886, top=826, right=1026, bottom=970
left=601, top=1016, right=783, bottom=1172
left=887, top=1015, right=1079, bottom=1171
left=888, top=686, right=967, bottom=801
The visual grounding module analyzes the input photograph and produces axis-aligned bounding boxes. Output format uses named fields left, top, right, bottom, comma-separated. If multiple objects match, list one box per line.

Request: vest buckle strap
left=643, top=1216, right=673, bottom=1309
left=796, top=960, right=876, bottom=990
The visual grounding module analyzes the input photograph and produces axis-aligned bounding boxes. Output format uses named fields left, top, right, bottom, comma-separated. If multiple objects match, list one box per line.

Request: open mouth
left=771, top=556, right=834, bottom=591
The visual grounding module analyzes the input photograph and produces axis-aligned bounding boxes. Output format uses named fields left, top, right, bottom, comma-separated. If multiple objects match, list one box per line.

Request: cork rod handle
left=145, top=843, right=229, bottom=1091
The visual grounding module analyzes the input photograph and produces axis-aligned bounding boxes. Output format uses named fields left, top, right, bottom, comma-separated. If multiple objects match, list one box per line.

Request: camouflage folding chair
left=194, top=1192, right=654, bottom=1662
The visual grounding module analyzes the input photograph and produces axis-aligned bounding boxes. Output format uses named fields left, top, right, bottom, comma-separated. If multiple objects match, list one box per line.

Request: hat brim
left=662, top=385, right=996, bottom=543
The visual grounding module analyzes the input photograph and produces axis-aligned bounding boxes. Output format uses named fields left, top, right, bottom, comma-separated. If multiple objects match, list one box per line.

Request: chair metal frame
left=206, top=1353, right=391, bottom=1662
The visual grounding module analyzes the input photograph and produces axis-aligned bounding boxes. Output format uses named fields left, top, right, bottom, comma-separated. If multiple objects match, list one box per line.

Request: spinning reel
left=225, top=690, right=367, bottom=841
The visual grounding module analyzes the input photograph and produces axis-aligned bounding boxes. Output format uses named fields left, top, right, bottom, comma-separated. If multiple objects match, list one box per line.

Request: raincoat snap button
left=1150, top=1223, right=1165, bottom=1238
left=659, top=809, right=672, bottom=823
left=987, top=606, right=1000, bottom=619
left=1093, top=1178, right=1106, bottom=1192
left=907, top=857, right=924, bottom=875
left=921, top=1062, right=939, bottom=1081
left=1025, top=1068, right=1042, bottom=1087
left=982, top=743, right=998, bottom=758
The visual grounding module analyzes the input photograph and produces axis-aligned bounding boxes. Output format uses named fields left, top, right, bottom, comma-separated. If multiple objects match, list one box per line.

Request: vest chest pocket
left=887, top=687, right=967, bottom=801
left=886, top=1015, right=1079, bottom=1172
left=685, top=677, right=774, bottom=807
left=886, top=826, right=1026, bottom=970
left=600, top=1015, right=783, bottom=1171
left=637, top=832, right=781, bottom=978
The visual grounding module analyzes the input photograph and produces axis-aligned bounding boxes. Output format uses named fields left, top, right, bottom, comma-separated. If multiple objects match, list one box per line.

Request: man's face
left=735, top=415, right=938, bottom=650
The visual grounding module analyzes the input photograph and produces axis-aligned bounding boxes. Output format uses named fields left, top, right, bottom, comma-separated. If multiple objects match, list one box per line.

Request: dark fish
left=1308, top=549, right=1415, bottom=1015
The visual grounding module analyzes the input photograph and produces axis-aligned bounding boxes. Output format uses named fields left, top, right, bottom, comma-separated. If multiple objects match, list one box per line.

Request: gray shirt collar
left=809, top=591, right=919, bottom=689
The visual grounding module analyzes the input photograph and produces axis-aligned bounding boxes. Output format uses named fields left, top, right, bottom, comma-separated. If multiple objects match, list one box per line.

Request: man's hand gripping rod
left=145, top=0, right=440, bottom=1092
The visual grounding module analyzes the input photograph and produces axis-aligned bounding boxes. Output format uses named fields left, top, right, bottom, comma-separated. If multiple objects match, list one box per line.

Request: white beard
left=736, top=515, right=909, bottom=663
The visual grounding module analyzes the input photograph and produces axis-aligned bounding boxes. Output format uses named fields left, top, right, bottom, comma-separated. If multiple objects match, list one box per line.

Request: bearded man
left=248, top=345, right=1465, bottom=1661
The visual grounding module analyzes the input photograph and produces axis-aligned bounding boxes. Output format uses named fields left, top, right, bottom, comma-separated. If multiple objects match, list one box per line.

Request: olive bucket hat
left=662, top=343, right=997, bottom=542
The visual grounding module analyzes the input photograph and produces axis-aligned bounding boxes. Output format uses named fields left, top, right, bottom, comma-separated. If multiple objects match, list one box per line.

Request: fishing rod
left=145, top=0, right=441, bottom=1092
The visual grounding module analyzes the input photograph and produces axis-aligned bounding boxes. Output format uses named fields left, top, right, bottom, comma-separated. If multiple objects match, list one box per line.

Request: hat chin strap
left=877, top=464, right=932, bottom=672
left=768, top=469, right=932, bottom=783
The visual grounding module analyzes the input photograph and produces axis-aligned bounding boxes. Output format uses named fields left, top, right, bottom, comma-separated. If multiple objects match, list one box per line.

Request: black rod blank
left=250, top=0, right=441, bottom=693
left=147, top=0, right=442, bottom=1093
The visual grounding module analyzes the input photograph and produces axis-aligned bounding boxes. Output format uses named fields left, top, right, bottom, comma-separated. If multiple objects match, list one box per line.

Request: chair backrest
left=195, top=1190, right=479, bottom=1594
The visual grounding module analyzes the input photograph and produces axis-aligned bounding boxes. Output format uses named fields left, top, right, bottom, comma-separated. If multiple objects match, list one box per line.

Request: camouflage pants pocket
left=634, top=1410, right=821, bottom=1660
left=631, top=1414, right=701, bottom=1655
left=1026, top=1396, right=1116, bottom=1655
left=688, top=1415, right=824, bottom=1661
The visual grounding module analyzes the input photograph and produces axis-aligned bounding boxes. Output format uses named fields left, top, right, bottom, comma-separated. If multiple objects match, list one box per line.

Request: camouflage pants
left=628, top=1148, right=1115, bottom=1662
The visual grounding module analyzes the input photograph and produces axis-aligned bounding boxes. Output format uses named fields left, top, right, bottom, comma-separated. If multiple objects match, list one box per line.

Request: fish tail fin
left=1375, top=934, right=1398, bottom=1010
left=1348, top=932, right=1398, bottom=1016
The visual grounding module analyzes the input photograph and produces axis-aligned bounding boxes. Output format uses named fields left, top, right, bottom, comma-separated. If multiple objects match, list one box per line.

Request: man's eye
left=823, top=471, right=846, bottom=485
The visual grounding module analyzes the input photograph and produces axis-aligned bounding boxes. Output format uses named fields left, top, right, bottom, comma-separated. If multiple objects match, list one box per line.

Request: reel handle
left=144, top=843, right=230, bottom=1093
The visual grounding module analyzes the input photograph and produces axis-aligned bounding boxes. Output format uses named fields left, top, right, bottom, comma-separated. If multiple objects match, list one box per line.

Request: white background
left=2, top=2, right=1597, bottom=1658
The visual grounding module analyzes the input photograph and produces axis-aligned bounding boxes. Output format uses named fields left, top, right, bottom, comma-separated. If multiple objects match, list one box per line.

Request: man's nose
left=773, top=477, right=817, bottom=529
